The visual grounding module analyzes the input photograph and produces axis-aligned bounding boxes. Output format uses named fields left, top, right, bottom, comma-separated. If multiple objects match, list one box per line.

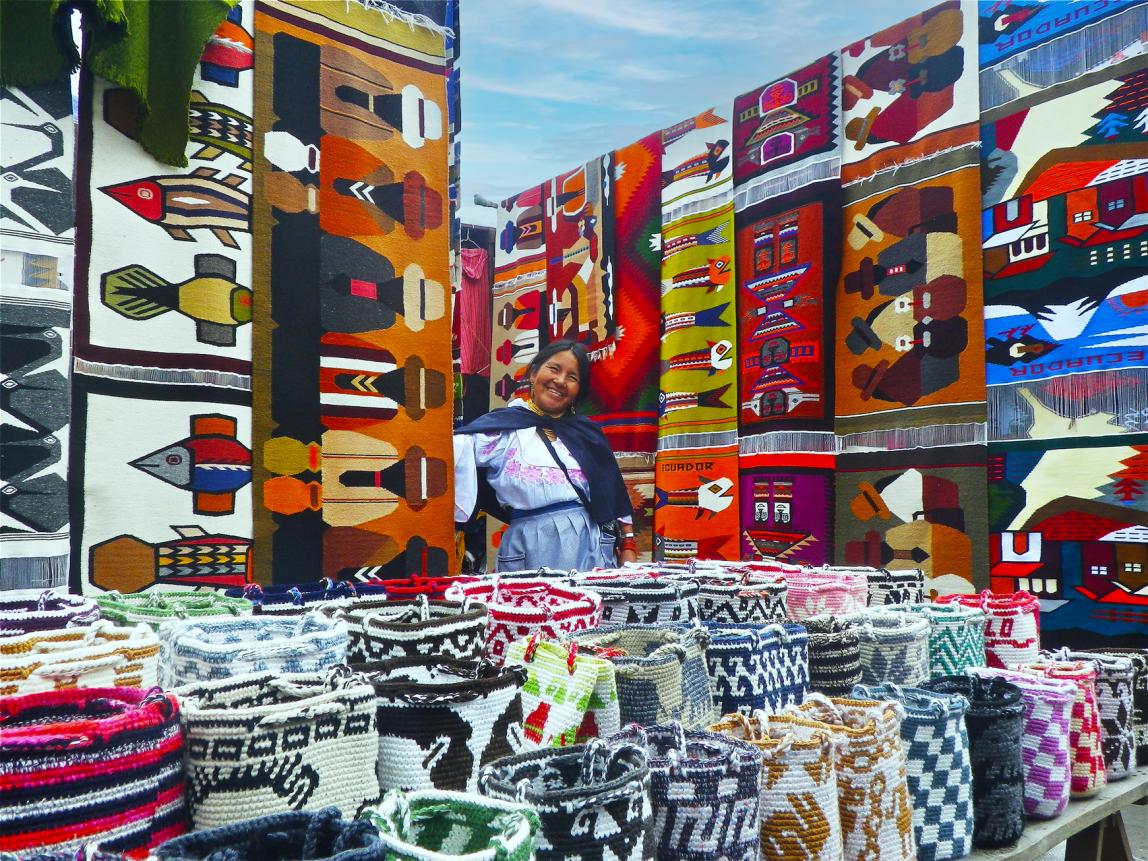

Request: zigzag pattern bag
left=935, top=591, right=1039, bottom=670
left=687, top=571, right=787, bottom=624
left=319, top=596, right=487, bottom=664
left=892, top=603, right=985, bottom=679
left=0, top=620, right=159, bottom=695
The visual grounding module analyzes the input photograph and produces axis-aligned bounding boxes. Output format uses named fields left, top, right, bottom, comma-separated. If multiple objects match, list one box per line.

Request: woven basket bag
left=505, top=635, right=620, bottom=747
left=349, top=657, right=525, bottom=794
left=890, top=602, right=985, bottom=679
left=1049, top=649, right=1135, bottom=780
left=934, top=591, right=1039, bottom=669
left=152, top=806, right=386, bottom=860
left=923, top=675, right=1025, bottom=848
left=479, top=740, right=653, bottom=861
left=224, top=580, right=388, bottom=614
left=0, top=850, right=129, bottom=861
left=572, top=626, right=717, bottom=729
left=784, top=568, right=867, bottom=621
left=158, top=612, right=348, bottom=688
left=710, top=712, right=842, bottom=861
left=175, top=671, right=379, bottom=830
left=0, top=620, right=159, bottom=695
left=591, top=577, right=700, bottom=626
left=786, top=695, right=915, bottom=861
left=318, top=596, right=487, bottom=664
left=862, top=568, right=925, bottom=607
left=695, top=622, right=808, bottom=715
left=803, top=616, right=863, bottom=697
left=444, top=579, right=602, bottom=665
left=1015, top=659, right=1108, bottom=797
left=845, top=612, right=930, bottom=687
left=363, top=790, right=540, bottom=861
left=967, top=667, right=1074, bottom=820
left=609, top=723, right=762, bottom=861
left=0, top=687, right=187, bottom=856
left=359, top=576, right=479, bottom=600
left=1095, top=647, right=1148, bottom=766
left=686, top=571, right=788, bottom=624
left=853, top=684, right=973, bottom=861
left=93, top=591, right=252, bottom=629
left=0, top=590, right=101, bottom=634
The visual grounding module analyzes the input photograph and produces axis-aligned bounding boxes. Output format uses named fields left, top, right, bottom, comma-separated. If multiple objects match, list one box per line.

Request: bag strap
left=537, top=431, right=593, bottom=516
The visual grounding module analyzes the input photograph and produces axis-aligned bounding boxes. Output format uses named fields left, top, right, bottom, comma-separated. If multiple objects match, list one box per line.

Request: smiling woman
left=453, top=340, right=636, bottom=571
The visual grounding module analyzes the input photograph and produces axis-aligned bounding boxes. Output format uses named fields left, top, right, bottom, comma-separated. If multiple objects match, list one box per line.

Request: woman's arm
left=616, top=515, right=637, bottom=564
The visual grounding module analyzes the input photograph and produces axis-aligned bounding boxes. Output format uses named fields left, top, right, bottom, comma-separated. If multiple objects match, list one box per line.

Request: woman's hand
left=619, top=548, right=638, bottom=565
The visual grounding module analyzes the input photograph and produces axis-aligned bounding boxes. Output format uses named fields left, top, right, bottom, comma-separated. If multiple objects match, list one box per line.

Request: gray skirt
left=495, top=506, right=616, bottom=573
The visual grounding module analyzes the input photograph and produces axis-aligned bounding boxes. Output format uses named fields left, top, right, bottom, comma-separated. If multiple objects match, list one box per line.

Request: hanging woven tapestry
left=988, top=435, right=1148, bottom=647
left=69, top=3, right=255, bottom=594
left=0, top=82, right=76, bottom=590
left=981, top=59, right=1148, bottom=443
left=979, top=0, right=1146, bottom=114
left=732, top=52, right=841, bottom=210
left=489, top=182, right=547, bottom=407
left=739, top=451, right=834, bottom=565
left=835, top=444, right=988, bottom=595
left=654, top=444, right=740, bottom=562
left=253, top=0, right=454, bottom=582
left=840, top=0, right=980, bottom=182
left=618, top=454, right=655, bottom=560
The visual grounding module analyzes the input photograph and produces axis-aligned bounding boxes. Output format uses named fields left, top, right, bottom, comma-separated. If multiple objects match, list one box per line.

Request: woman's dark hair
left=527, top=340, right=591, bottom=405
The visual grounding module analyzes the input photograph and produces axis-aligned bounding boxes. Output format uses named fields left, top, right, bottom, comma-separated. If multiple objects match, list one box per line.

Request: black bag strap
left=537, top=429, right=593, bottom=514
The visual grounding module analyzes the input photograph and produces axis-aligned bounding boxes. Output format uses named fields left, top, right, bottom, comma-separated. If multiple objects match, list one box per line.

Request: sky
left=456, top=0, right=924, bottom=226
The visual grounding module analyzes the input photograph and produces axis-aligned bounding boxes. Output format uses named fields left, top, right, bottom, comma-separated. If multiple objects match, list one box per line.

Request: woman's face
left=530, top=350, right=581, bottom=415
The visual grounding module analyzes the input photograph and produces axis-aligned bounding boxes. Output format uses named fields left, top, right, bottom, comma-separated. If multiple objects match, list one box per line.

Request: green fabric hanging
left=0, top=0, right=238, bottom=167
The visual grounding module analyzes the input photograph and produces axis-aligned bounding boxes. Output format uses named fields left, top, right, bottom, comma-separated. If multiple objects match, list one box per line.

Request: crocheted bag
left=176, top=671, right=379, bottom=830
left=935, top=591, right=1039, bottom=669
left=0, top=687, right=187, bottom=856
left=923, top=676, right=1025, bottom=848
left=363, top=790, right=540, bottom=861
left=93, top=591, right=252, bottom=629
left=591, top=577, right=700, bottom=626
left=1015, top=659, right=1108, bottom=797
left=158, top=612, right=348, bottom=688
left=1050, top=649, right=1135, bottom=780
left=571, top=626, right=717, bottom=729
left=709, top=712, right=842, bottom=861
left=967, top=667, right=1074, bottom=820
left=1096, top=647, right=1148, bottom=766
left=853, top=684, right=973, bottom=861
left=784, top=568, right=867, bottom=620
left=0, top=851, right=128, bottom=861
left=319, top=596, right=487, bottom=664
left=444, top=579, right=602, bottom=665
left=505, top=636, right=620, bottom=747
left=0, top=620, right=159, bottom=695
left=152, top=807, right=385, bottom=860
left=479, top=740, right=653, bottom=861
left=0, top=590, right=101, bottom=634
left=687, top=571, right=788, bottom=624
left=224, top=580, right=388, bottom=615
left=349, top=657, right=526, bottom=793
left=891, top=603, right=985, bottom=678
left=862, top=568, right=925, bottom=607
left=359, top=576, right=479, bottom=600
left=787, top=695, right=915, bottom=861
left=609, top=723, right=762, bottom=861
left=845, top=612, right=930, bottom=687
left=696, top=622, right=808, bottom=715
left=803, top=617, right=863, bottom=697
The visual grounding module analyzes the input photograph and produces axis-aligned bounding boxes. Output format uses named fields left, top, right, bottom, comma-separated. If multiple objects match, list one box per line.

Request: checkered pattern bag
left=686, top=571, right=788, bottom=624
left=480, top=740, right=653, bottom=861
left=787, top=695, right=916, bottom=861
left=590, top=577, right=700, bottom=626
left=318, top=596, right=487, bottom=664
left=804, top=616, right=863, bottom=697
left=0, top=687, right=187, bottom=856
left=444, top=579, right=602, bottom=665
left=349, top=657, right=525, bottom=794
left=572, top=626, right=717, bottom=730
left=1051, top=649, right=1135, bottom=780
left=967, top=667, right=1074, bottom=819
left=710, top=712, right=842, bottom=861
left=862, top=568, right=925, bottom=607
left=784, top=568, right=867, bottom=621
left=0, top=590, right=101, bottom=634
left=506, top=636, right=620, bottom=747
left=845, top=611, right=930, bottom=687
left=935, top=591, right=1039, bottom=669
left=224, top=580, right=388, bottom=614
left=1096, top=647, right=1148, bottom=766
left=152, top=807, right=385, bottom=860
left=158, top=612, right=348, bottom=688
left=891, top=603, right=985, bottom=679
left=0, top=620, right=159, bottom=695
left=93, top=591, right=252, bottom=629
left=924, top=676, right=1025, bottom=849
left=853, top=684, right=972, bottom=861
left=1015, top=659, right=1108, bottom=797
left=609, top=723, right=762, bottom=861
left=364, top=790, right=540, bottom=861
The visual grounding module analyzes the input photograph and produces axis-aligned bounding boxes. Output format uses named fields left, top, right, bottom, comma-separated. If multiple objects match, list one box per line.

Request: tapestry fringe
left=73, top=359, right=251, bottom=391
left=350, top=0, right=456, bottom=37
left=739, top=430, right=838, bottom=455
left=988, top=370, right=1148, bottom=441
left=662, top=185, right=733, bottom=226
left=837, top=422, right=988, bottom=453
left=614, top=452, right=656, bottom=465
left=0, top=554, right=69, bottom=590
left=733, top=156, right=841, bottom=212
left=657, top=430, right=739, bottom=452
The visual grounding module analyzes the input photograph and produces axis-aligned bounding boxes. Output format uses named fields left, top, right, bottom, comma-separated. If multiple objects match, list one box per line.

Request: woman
left=454, top=340, right=637, bottom=571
